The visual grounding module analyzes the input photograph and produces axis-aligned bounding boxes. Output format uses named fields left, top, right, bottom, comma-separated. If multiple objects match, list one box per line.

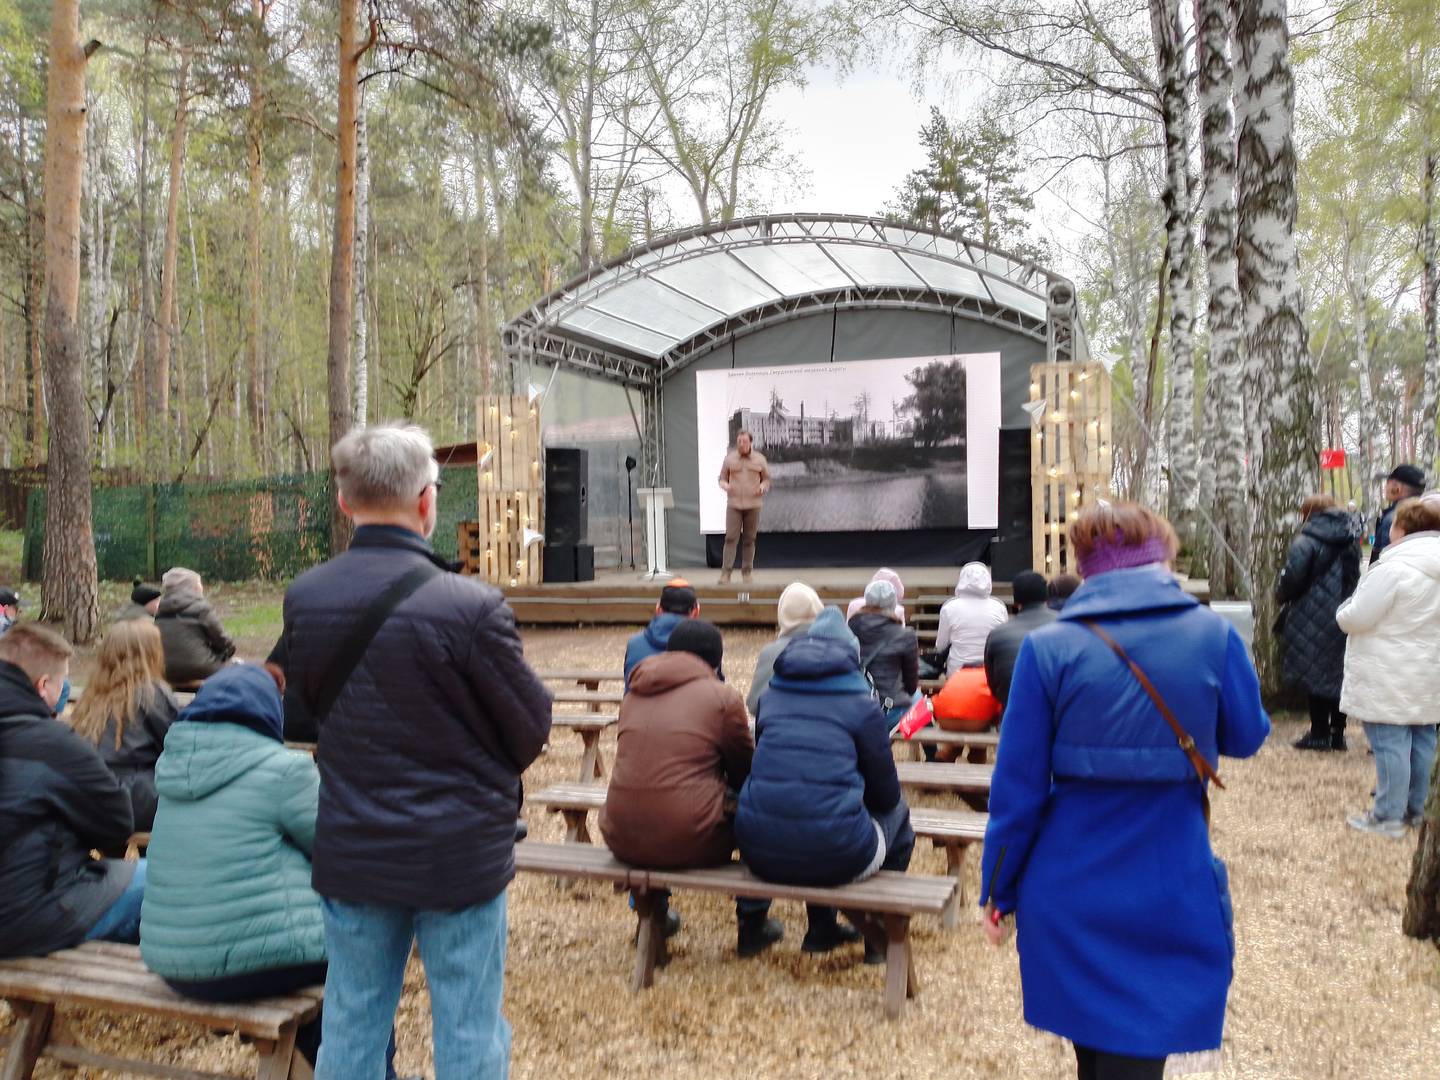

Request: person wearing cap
left=601, top=620, right=784, bottom=959
left=983, top=571, right=1057, bottom=708
left=736, top=606, right=915, bottom=960
left=0, top=586, right=21, bottom=636
left=847, top=578, right=919, bottom=725
left=115, top=578, right=164, bottom=623
left=979, top=501, right=1269, bottom=1079
left=1371, top=464, right=1425, bottom=565
left=746, top=582, right=823, bottom=715
left=156, top=567, right=237, bottom=687
left=845, top=568, right=907, bottom=624
left=623, top=579, right=700, bottom=690
left=717, top=430, right=769, bottom=585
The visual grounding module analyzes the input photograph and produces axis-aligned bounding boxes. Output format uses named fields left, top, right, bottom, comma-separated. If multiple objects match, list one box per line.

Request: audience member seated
left=932, top=666, right=1003, bottom=760
left=71, top=619, right=179, bottom=833
left=601, top=620, right=783, bottom=957
left=736, top=607, right=915, bottom=962
left=0, top=586, right=20, bottom=635
left=746, top=582, right=823, bottom=715
left=984, top=571, right=1058, bottom=708
left=623, top=579, right=700, bottom=689
left=115, top=577, right=163, bottom=622
left=0, top=624, right=143, bottom=958
left=1047, top=573, right=1081, bottom=611
left=848, top=578, right=920, bottom=726
left=140, top=664, right=402, bottom=1077
left=845, top=568, right=907, bottom=624
left=936, top=563, right=1008, bottom=677
left=157, top=566, right=237, bottom=686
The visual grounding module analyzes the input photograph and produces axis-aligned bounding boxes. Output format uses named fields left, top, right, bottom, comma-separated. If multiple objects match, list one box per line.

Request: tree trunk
left=1235, top=0, right=1318, bottom=697
left=326, top=0, right=366, bottom=553
left=1150, top=0, right=1198, bottom=536
left=1196, top=0, right=1248, bottom=599
left=1420, top=147, right=1438, bottom=475
left=18, top=110, right=45, bottom=461
left=471, top=130, right=493, bottom=397
left=352, top=93, right=369, bottom=428
left=156, top=50, right=191, bottom=466
left=1347, top=249, right=1378, bottom=513
left=40, top=1, right=100, bottom=644
left=1403, top=750, right=1440, bottom=940
left=183, top=172, right=212, bottom=477
left=246, top=0, right=269, bottom=471
left=138, top=36, right=157, bottom=449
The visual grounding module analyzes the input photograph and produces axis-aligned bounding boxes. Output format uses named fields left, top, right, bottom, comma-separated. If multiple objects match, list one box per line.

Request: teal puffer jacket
left=140, top=721, right=325, bottom=980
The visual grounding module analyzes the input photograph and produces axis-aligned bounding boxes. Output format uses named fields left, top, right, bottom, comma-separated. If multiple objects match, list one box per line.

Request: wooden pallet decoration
left=1030, top=362, right=1112, bottom=575
left=476, top=394, right=544, bottom=586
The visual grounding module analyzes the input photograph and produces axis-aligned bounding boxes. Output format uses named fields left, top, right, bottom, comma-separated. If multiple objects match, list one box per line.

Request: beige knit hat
left=776, top=582, right=823, bottom=635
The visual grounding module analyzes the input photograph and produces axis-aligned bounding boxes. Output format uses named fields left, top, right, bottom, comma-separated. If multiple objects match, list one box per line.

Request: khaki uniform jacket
left=720, top=448, right=769, bottom=510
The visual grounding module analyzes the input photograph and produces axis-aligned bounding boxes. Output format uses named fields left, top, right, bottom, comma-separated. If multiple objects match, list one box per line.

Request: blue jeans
left=316, top=892, right=510, bottom=1080
left=1364, top=722, right=1439, bottom=822
left=86, top=859, right=145, bottom=944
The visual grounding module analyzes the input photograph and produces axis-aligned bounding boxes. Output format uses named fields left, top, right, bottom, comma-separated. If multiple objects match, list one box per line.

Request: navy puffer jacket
left=272, top=525, right=552, bottom=910
left=736, top=633, right=903, bottom=886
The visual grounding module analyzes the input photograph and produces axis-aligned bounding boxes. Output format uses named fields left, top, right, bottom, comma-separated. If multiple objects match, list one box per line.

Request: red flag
left=1320, top=448, right=1346, bottom=470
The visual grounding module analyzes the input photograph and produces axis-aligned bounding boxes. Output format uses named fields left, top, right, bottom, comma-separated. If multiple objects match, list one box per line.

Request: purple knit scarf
left=1076, top=535, right=1172, bottom=579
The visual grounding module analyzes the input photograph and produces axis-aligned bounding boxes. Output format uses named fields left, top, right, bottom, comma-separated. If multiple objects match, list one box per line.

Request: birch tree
left=40, top=0, right=101, bottom=641
left=1236, top=0, right=1318, bottom=694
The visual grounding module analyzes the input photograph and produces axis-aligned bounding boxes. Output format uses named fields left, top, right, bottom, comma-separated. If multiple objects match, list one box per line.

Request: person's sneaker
left=718, top=571, right=732, bottom=585
left=1346, top=811, right=1407, bottom=839
left=662, top=908, right=683, bottom=939
left=1403, top=811, right=1425, bottom=829
left=1293, top=732, right=1333, bottom=751
left=801, top=920, right=862, bottom=954
left=736, top=916, right=784, bottom=958
left=741, top=570, right=753, bottom=584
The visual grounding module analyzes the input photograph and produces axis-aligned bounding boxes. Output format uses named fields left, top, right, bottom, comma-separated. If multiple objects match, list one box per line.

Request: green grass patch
left=0, top=530, right=23, bottom=582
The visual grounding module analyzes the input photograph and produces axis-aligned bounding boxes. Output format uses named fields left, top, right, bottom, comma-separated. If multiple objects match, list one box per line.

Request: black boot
left=737, top=913, right=784, bottom=958
left=801, top=914, right=862, bottom=954
left=1331, top=711, right=1348, bottom=751
left=1293, top=731, right=1332, bottom=751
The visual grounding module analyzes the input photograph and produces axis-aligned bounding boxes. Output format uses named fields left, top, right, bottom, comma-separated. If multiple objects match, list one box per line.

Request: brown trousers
left=722, top=506, right=761, bottom=573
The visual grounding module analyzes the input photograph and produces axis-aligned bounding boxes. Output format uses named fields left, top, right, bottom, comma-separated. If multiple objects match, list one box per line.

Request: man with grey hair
left=269, top=422, right=552, bottom=1080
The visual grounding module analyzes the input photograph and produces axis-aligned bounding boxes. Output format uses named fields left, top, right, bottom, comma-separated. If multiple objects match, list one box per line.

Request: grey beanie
left=864, top=578, right=898, bottom=611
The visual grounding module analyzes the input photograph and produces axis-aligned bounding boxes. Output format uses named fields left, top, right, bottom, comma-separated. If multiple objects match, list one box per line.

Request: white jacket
left=1336, top=532, right=1440, bottom=724
left=936, top=563, right=1009, bottom=675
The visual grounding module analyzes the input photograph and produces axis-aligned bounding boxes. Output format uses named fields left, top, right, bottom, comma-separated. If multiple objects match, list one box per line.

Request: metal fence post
left=147, top=484, right=158, bottom=581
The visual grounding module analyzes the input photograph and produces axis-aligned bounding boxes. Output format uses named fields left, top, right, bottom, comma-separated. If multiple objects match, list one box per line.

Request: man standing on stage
left=718, top=430, right=769, bottom=584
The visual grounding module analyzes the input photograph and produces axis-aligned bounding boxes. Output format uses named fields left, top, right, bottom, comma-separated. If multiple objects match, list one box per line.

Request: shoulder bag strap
left=308, top=562, right=443, bottom=729
left=1080, top=619, right=1224, bottom=825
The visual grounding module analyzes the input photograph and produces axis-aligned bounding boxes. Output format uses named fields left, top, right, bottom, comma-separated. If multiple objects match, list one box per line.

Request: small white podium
left=637, top=487, right=674, bottom=580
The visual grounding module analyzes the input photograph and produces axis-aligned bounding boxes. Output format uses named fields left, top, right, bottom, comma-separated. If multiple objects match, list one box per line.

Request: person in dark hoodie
left=623, top=579, right=700, bottom=689
left=1276, top=494, right=1362, bottom=750
left=602, top=620, right=784, bottom=958
left=156, top=567, right=237, bottom=686
left=984, top=571, right=1058, bottom=708
left=1370, top=464, right=1425, bottom=565
left=736, top=607, right=915, bottom=961
left=847, top=578, right=919, bottom=724
left=141, top=664, right=404, bottom=1078
left=0, top=624, right=142, bottom=958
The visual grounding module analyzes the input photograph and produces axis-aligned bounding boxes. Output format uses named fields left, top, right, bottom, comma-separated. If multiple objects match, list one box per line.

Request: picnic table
left=549, top=713, right=619, bottom=781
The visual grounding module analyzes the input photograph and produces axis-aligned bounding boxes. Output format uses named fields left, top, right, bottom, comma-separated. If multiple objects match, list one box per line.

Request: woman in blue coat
left=979, top=503, right=1269, bottom=1079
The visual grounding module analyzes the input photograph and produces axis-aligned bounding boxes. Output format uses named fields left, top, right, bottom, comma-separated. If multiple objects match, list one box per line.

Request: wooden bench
left=0, top=942, right=321, bottom=1079
left=551, top=689, right=624, bottom=707
left=892, top=728, right=1000, bottom=762
left=894, top=760, right=993, bottom=794
left=527, top=785, right=987, bottom=928
left=513, top=841, right=955, bottom=1019
left=537, top=670, right=623, bottom=691
left=548, top=714, right=618, bottom=781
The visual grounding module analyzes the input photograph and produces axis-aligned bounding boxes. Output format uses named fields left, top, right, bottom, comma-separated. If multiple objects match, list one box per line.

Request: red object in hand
left=988, top=906, right=1003, bottom=926
left=895, top=695, right=935, bottom=739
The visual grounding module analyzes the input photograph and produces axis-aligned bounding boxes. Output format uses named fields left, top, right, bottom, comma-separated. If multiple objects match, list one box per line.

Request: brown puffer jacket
left=156, top=590, right=236, bottom=686
left=600, top=651, right=753, bottom=869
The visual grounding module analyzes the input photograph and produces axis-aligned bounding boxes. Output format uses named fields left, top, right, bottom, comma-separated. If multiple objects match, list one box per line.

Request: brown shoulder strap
left=1080, top=619, right=1224, bottom=824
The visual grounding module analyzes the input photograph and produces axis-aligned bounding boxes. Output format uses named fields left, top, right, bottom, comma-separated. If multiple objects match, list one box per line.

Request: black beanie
left=131, top=577, right=162, bottom=605
left=1388, top=464, right=1425, bottom=491
left=666, top=618, right=724, bottom=673
left=1012, top=571, right=1048, bottom=608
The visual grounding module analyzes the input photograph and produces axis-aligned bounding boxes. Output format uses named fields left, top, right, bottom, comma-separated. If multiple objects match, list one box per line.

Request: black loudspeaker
left=542, top=543, right=595, bottom=583
left=544, top=448, right=589, bottom=547
left=992, top=428, right=1033, bottom=582
left=990, top=538, right=1032, bottom=582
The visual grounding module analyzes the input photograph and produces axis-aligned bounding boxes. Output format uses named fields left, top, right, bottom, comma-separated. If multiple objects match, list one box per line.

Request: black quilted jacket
left=1276, top=508, right=1361, bottom=698
left=272, top=525, right=552, bottom=909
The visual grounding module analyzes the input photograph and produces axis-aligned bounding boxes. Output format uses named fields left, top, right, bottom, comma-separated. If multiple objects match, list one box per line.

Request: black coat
left=1276, top=508, right=1361, bottom=698
left=848, top=612, right=919, bottom=705
left=983, top=604, right=1059, bottom=707
left=1371, top=503, right=1398, bottom=565
left=272, top=525, right=552, bottom=909
left=0, top=660, right=136, bottom=958
left=95, top=684, right=180, bottom=832
left=157, top=590, right=236, bottom=685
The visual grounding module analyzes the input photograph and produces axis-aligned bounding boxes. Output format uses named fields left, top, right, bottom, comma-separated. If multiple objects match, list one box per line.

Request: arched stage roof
left=502, top=213, right=1086, bottom=390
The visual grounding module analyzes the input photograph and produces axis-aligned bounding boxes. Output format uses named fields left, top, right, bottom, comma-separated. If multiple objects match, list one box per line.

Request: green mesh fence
left=23, top=466, right=477, bottom=583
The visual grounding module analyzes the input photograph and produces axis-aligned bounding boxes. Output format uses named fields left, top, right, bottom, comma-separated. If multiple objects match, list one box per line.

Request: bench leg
left=937, top=840, right=971, bottom=929
left=910, top=740, right=924, bottom=762
left=289, top=1051, right=315, bottom=1080
left=254, top=1023, right=299, bottom=1080
left=882, top=914, right=918, bottom=1021
left=630, top=890, right=664, bottom=992
left=578, top=731, right=606, bottom=783
left=1, top=1001, right=53, bottom=1080
left=560, top=809, right=592, bottom=845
